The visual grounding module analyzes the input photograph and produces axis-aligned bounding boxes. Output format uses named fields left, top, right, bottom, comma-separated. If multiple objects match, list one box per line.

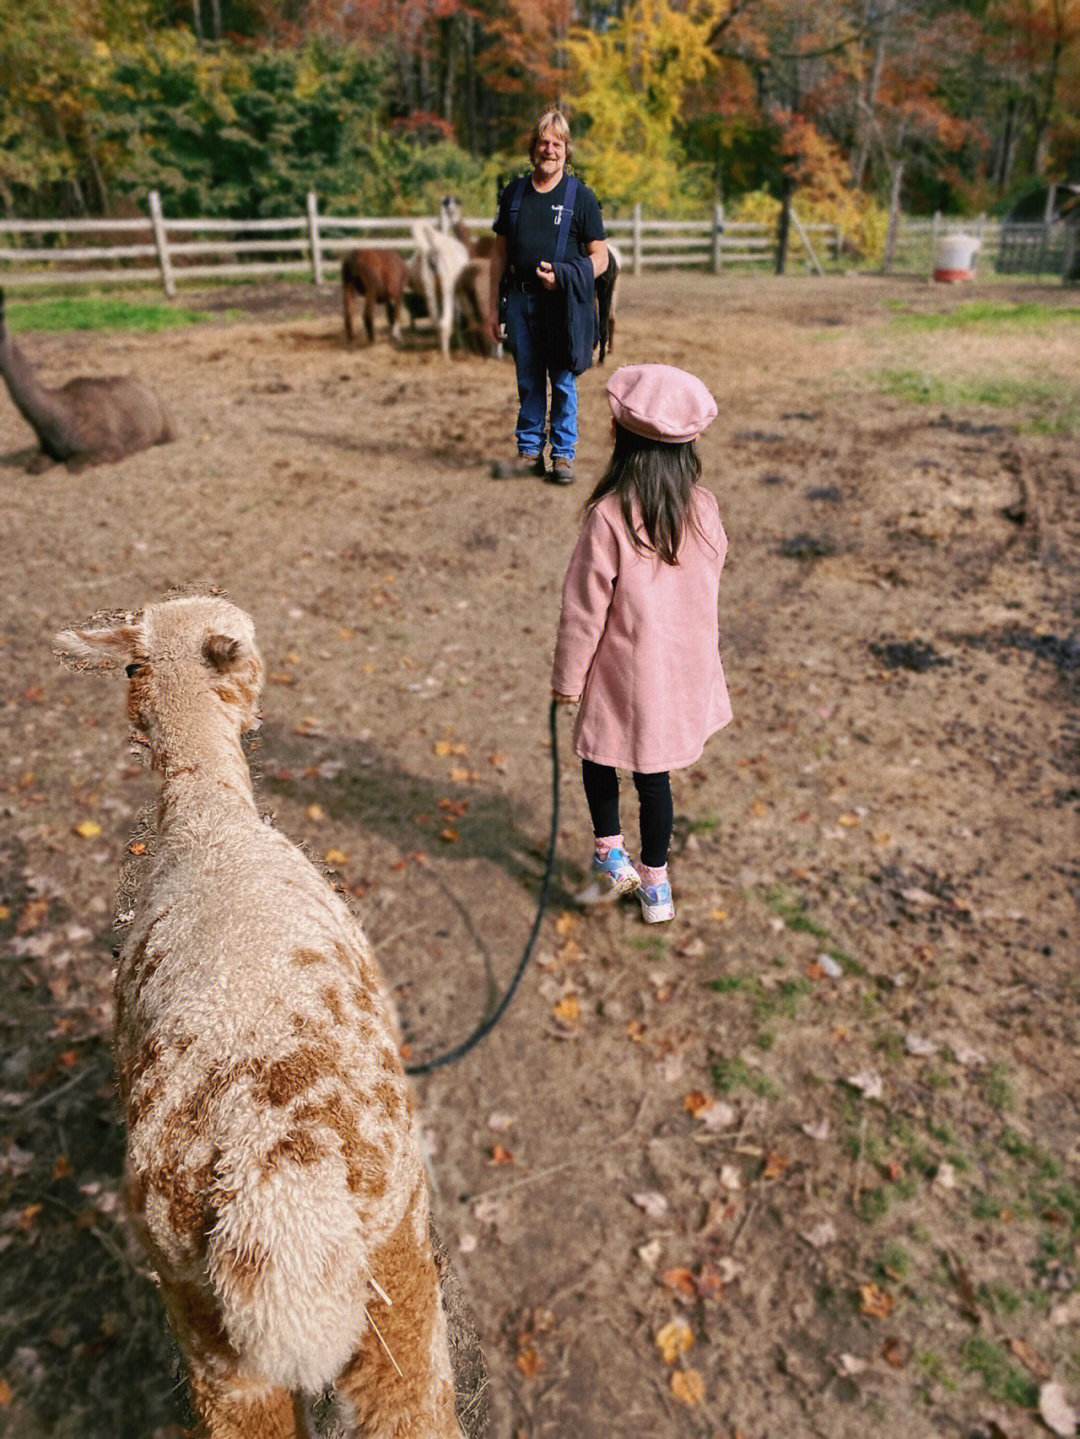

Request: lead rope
left=405, top=700, right=561, bottom=1076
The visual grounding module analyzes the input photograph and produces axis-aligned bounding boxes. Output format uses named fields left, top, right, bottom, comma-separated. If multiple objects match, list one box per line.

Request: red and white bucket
left=933, top=233, right=980, bottom=283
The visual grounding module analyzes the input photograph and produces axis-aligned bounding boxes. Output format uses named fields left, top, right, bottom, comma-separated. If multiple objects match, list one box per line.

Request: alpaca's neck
left=153, top=706, right=257, bottom=831
left=0, top=332, right=69, bottom=447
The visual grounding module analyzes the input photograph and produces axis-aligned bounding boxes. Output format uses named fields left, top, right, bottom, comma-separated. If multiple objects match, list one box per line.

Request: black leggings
left=581, top=761, right=673, bottom=868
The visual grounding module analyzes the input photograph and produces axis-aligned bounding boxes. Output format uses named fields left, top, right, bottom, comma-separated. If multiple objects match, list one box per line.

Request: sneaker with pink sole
left=575, top=847, right=641, bottom=906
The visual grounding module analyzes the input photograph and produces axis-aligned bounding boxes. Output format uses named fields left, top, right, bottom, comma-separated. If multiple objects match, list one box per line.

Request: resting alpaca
left=56, top=596, right=466, bottom=1439
left=409, top=223, right=470, bottom=361
left=341, top=249, right=408, bottom=347
left=0, top=288, right=174, bottom=472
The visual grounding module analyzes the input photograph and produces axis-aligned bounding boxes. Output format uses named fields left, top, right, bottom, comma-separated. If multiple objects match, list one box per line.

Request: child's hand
left=552, top=690, right=580, bottom=705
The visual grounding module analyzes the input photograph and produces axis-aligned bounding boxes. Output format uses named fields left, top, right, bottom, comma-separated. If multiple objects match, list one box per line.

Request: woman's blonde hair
left=529, top=109, right=573, bottom=167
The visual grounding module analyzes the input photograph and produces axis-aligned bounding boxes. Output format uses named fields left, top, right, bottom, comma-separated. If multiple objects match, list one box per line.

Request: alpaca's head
left=56, top=596, right=265, bottom=755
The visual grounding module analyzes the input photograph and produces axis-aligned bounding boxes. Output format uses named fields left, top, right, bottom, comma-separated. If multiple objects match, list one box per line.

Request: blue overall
left=504, top=176, right=580, bottom=462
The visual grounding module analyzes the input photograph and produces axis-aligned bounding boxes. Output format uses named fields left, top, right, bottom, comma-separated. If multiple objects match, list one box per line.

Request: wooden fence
left=0, top=192, right=844, bottom=295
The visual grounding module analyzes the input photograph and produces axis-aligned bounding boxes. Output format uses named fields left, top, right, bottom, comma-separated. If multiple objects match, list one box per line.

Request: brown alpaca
left=56, top=597, right=484, bottom=1438
left=0, top=288, right=175, bottom=473
left=453, top=260, right=495, bottom=357
left=440, top=197, right=495, bottom=260
left=341, top=250, right=409, bottom=346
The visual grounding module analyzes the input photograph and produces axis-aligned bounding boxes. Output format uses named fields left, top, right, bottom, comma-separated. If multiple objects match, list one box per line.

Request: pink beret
left=606, top=363, right=718, bottom=444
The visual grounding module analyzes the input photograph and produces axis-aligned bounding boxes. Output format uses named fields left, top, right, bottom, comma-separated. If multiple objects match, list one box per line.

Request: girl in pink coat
left=551, top=363, right=732, bottom=922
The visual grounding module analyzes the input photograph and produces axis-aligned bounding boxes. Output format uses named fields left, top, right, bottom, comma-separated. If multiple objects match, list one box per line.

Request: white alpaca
left=409, top=222, right=470, bottom=361
left=56, top=596, right=464, bottom=1439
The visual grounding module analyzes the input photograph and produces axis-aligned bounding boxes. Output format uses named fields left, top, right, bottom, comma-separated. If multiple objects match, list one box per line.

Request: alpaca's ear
left=54, top=624, right=139, bottom=671
left=202, top=633, right=246, bottom=673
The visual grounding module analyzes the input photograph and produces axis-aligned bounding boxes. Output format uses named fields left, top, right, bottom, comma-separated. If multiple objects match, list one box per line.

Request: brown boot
left=548, top=455, right=575, bottom=484
left=491, top=452, right=545, bottom=480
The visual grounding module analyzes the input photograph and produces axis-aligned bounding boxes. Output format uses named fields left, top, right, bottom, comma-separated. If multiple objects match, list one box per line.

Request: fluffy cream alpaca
left=409, top=223, right=470, bottom=361
left=57, top=596, right=461, bottom=1439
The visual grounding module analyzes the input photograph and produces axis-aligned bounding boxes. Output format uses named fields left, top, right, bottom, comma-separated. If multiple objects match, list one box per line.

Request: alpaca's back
left=121, top=813, right=421, bottom=1391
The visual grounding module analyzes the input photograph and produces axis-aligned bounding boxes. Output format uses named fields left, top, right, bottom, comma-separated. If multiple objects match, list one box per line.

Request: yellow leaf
left=74, top=821, right=102, bottom=839
left=750, top=800, right=769, bottom=818
left=306, top=804, right=326, bottom=822
left=439, top=827, right=460, bottom=843
left=859, top=1283, right=895, bottom=1319
left=552, top=995, right=580, bottom=1025
left=0, top=905, right=10, bottom=922
left=838, top=812, right=861, bottom=828
left=710, top=908, right=728, bottom=922
left=434, top=739, right=468, bottom=758
left=448, top=766, right=478, bottom=783
left=554, top=910, right=579, bottom=938
left=324, top=848, right=349, bottom=866
left=655, top=1317, right=694, bottom=1364
left=0, top=1377, right=12, bottom=1407
left=683, top=1090, right=710, bottom=1116
left=516, top=1347, right=544, bottom=1378
left=670, top=1368, right=705, bottom=1405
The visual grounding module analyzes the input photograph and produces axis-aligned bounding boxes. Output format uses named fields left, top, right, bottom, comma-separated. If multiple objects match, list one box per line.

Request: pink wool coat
left=552, top=487, right=733, bottom=773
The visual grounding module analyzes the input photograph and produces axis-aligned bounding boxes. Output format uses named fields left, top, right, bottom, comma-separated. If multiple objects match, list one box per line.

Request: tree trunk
left=208, top=0, right=221, bottom=42
left=853, top=1, right=889, bottom=188
left=191, top=0, right=203, bottom=43
left=883, top=159, right=904, bottom=272
left=775, top=176, right=794, bottom=275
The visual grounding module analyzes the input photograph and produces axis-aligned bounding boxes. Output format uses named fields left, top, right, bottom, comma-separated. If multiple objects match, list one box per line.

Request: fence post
left=148, top=190, right=175, bottom=299
left=632, top=202, right=643, bottom=276
left=834, top=225, right=843, bottom=265
left=930, top=210, right=941, bottom=278
left=306, top=191, right=323, bottom=286
left=711, top=202, right=725, bottom=274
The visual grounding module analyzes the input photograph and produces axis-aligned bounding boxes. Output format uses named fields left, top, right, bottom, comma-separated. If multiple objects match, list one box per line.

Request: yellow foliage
left=566, top=0, right=731, bottom=214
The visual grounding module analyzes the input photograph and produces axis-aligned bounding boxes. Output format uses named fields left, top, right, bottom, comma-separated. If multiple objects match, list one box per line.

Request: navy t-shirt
left=493, top=174, right=606, bottom=276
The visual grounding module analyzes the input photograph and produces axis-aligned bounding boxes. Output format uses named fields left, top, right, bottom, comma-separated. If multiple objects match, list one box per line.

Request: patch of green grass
left=917, top=1350, right=958, bottom=1392
left=1000, top=1128, right=1063, bottom=1180
left=711, top=1057, right=779, bottom=1099
left=971, top=1192, right=1003, bottom=1221
left=706, top=976, right=749, bottom=994
left=686, top=814, right=721, bottom=834
left=763, top=885, right=830, bottom=940
left=876, top=367, right=1080, bottom=434
left=890, top=300, right=1080, bottom=332
left=5, top=295, right=216, bottom=333
left=980, top=1281, right=1023, bottom=1317
left=856, top=1183, right=890, bottom=1223
left=876, top=1242, right=911, bottom=1279
left=961, top=1336, right=1039, bottom=1408
left=984, top=1063, right=1015, bottom=1112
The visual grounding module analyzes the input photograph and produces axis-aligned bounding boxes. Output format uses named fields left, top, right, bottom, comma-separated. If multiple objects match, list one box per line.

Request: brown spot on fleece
left=335, top=1185, right=455, bottom=1434
left=185, top=1366, right=298, bottom=1439
left=293, top=1093, right=390, bottom=1199
left=256, top=1041, right=340, bottom=1108
left=214, top=1237, right=271, bottom=1301
left=292, top=946, right=328, bottom=968
left=263, top=1127, right=328, bottom=1175
left=321, top=984, right=345, bottom=1025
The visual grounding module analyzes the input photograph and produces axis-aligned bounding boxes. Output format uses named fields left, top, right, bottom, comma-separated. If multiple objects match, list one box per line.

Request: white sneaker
left=638, top=879, right=675, bottom=924
left=575, top=847, right=641, bottom=906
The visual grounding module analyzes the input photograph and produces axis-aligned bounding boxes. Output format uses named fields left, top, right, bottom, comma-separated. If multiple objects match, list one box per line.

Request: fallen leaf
left=515, top=1348, right=544, bottom=1379
left=625, top=1019, right=647, bottom=1043
left=837, top=812, right=861, bottom=828
left=698, top=1099, right=737, bottom=1132
left=655, top=1317, right=694, bottom=1365
left=800, top=1221, right=837, bottom=1249
left=838, top=1353, right=868, bottom=1375
left=844, top=1070, right=884, bottom=1100
left=554, top=911, right=578, bottom=939
left=719, top=1164, right=742, bottom=1191
left=801, top=1118, right=831, bottom=1141
left=73, top=820, right=102, bottom=840
left=268, top=671, right=296, bottom=686
left=488, top=752, right=509, bottom=770
left=710, top=908, right=728, bottom=922
left=16, top=899, right=49, bottom=934
left=306, top=804, right=326, bottom=822
left=552, top=995, right=580, bottom=1026
left=487, top=1111, right=514, bottom=1133
left=660, top=1268, right=698, bottom=1300
left=324, top=849, right=349, bottom=866
left=637, top=1239, right=662, bottom=1269
left=127, top=840, right=147, bottom=856
left=670, top=1368, right=705, bottom=1405
left=763, top=1151, right=791, bottom=1182
left=434, top=739, right=468, bottom=758
left=818, top=953, right=844, bottom=979
left=905, top=1033, right=939, bottom=1057
left=1039, top=1382, right=1078, bottom=1438
left=951, top=1042, right=987, bottom=1067
left=632, top=1191, right=669, bottom=1220
left=695, top=1264, right=726, bottom=1301
left=448, top=767, right=479, bottom=784
left=882, top=1336, right=911, bottom=1368
left=52, top=1155, right=73, bottom=1182
left=0, top=1379, right=11, bottom=1407
left=293, top=717, right=325, bottom=737
left=0, top=905, right=10, bottom=922
left=859, top=1283, right=895, bottom=1319
left=934, top=1161, right=958, bottom=1191
left=1009, top=1338, right=1051, bottom=1380
left=57, top=1050, right=79, bottom=1069
left=683, top=1090, right=711, bottom=1116
left=488, top=1145, right=514, bottom=1167
left=439, top=827, right=460, bottom=843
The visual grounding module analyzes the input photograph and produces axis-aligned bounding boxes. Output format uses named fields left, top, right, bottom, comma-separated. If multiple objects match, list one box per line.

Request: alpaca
left=56, top=596, right=475, bottom=1439
left=452, top=259, right=495, bottom=358
left=439, top=197, right=496, bottom=261
left=409, top=223, right=470, bottom=361
left=595, top=242, right=621, bottom=364
left=341, top=250, right=409, bottom=347
left=0, top=288, right=174, bottom=472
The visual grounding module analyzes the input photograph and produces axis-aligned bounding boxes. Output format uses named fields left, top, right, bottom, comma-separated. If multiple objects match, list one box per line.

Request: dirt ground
left=0, top=271, right=1077, bottom=1439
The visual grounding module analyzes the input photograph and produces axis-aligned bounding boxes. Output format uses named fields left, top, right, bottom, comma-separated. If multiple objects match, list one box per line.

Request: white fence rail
left=0, top=193, right=847, bottom=296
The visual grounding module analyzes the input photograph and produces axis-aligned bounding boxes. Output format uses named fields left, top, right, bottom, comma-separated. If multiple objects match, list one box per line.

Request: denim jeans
left=505, top=287, right=579, bottom=460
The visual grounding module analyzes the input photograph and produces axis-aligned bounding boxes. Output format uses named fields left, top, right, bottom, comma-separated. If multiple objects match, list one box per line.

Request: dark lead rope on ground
left=405, top=699, right=561, bottom=1077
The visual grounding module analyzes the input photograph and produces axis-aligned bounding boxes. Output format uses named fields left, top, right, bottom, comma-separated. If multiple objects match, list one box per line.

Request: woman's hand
left=552, top=690, right=580, bottom=705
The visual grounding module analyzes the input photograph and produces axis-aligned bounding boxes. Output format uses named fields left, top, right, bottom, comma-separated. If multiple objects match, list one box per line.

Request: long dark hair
left=584, top=423, right=703, bottom=565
